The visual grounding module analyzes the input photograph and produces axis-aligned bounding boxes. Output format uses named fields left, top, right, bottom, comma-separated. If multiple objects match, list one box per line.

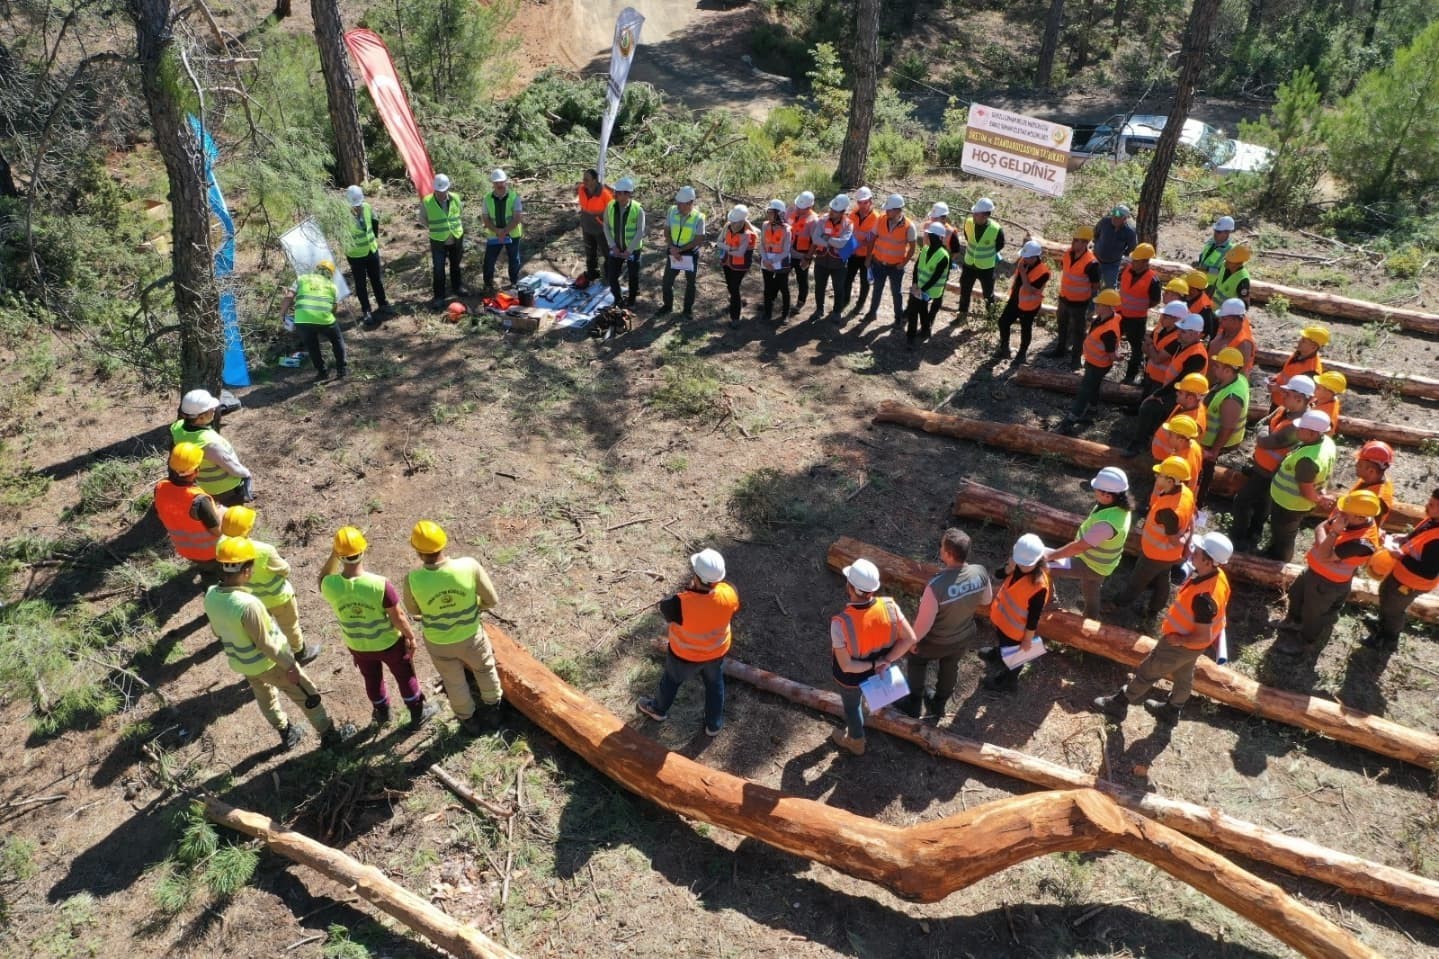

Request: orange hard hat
left=447, top=302, right=467, bottom=316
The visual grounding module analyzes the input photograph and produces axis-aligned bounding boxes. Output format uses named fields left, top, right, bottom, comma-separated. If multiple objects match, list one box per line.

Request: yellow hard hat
left=1073, top=225, right=1095, bottom=241
left=1337, top=490, right=1382, bottom=518
left=1164, top=414, right=1200, bottom=439
left=333, top=526, right=368, bottom=557
left=1153, top=455, right=1193, bottom=482
left=1095, top=289, right=1122, bottom=307
left=1315, top=371, right=1347, bottom=394
left=220, top=505, right=256, bottom=537
left=169, top=442, right=204, bottom=475
left=216, top=537, right=258, bottom=566
left=315, top=259, right=336, bottom=274
left=1225, top=245, right=1251, bottom=264
left=410, top=520, right=448, bottom=553
left=1300, top=325, right=1330, bottom=346
left=1132, top=243, right=1156, bottom=260
left=1164, top=277, right=1190, bottom=295
left=1177, top=373, right=1210, bottom=394
left=1213, top=347, right=1245, bottom=369
left=1186, top=269, right=1210, bottom=289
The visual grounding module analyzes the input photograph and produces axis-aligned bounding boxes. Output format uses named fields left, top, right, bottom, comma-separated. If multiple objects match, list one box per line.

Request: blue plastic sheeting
left=188, top=114, right=249, bottom=387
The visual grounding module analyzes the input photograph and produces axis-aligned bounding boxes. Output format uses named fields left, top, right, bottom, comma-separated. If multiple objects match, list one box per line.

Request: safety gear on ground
left=1074, top=225, right=1095, bottom=240
left=217, top=536, right=257, bottom=567
left=169, top=442, right=204, bottom=474
left=767, top=198, right=786, bottom=213
left=843, top=558, right=882, bottom=593
left=1165, top=415, right=1200, bottom=439
left=1178, top=373, right=1209, bottom=393
left=674, top=185, right=696, bottom=203
left=1177, top=314, right=1204, bottom=332
left=1164, top=278, right=1189, bottom=295
left=1154, top=456, right=1193, bottom=482
left=1161, top=300, right=1189, bottom=319
left=690, top=548, right=727, bottom=584
left=829, top=194, right=850, bottom=212
left=853, top=186, right=873, bottom=202
left=1095, top=289, right=1121, bottom=307
left=1213, top=347, right=1245, bottom=368
left=333, top=526, right=368, bottom=557
left=1091, top=466, right=1130, bottom=493
left=971, top=198, right=995, bottom=214
left=882, top=193, right=905, bottom=211
left=1300, top=326, right=1330, bottom=346
left=1012, top=534, right=1047, bottom=567
left=1195, top=531, right=1234, bottom=563
left=447, top=302, right=467, bottom=319
left=929, top=202, right=949, bottom=218
left=221, top=505, right=256, bottom=537
left=925, top=221, right=948, bottom=237
left=795, top=191, right=815, bottom=209
left=1019, top=240, right=1043, bottom=259
left=1132, top=243, right=1155, bottom=260
left=180, top=389, right=220, bottom=416
left=1281, top=374, right=1315, bottom=397
left=1110, top=205, right=1130, bottom=217
left=1315, top=371, right=1347, bottom=394
left=727, top=205, right=749, bottom=224
left=1357, top=440, right=1395, bottom=466
left=1225, top=245, right=1251, bottom=264
left=1297, top=410, right=1331, bottom=433
left=1213, top=216, right=1235, bottom=232
left=433, top=174, right=451, bottom=192
left=1338, top=490, right=1383, bottom=518
left=1219, top=298, right=1246, bottom=317
left=490, top=168, right=508, bottom=183
left=613, top=177, right=636, bottom=193
left=411, top=520, right=448, bottom=553
left=315, top=260, right=335, bottom=275
left=346, top=185, right=365, bottom=206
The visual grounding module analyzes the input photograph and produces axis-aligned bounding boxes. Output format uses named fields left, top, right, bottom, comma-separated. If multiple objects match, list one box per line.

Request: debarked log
left=827, top=536, right=1439, bottom=770
left=1253, top=348, right=1439, bottom=403
left=486, top=627, right=1375, bottom=959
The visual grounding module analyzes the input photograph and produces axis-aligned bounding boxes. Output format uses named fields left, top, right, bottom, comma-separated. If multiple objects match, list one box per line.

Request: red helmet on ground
left=1356, top=440, right=1394, bottom=467
left=447, top=301, right=467, bottom=316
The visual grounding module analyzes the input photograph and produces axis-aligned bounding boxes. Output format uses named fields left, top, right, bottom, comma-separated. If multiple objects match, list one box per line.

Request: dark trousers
left=1068, top=362, right=1111, bottom=420
left=1052, top=298, right=1090, bottom=363
left=1376, top=574, right=1420, bottom=645
left=582, top=230, right=605, bottom=280
left=1264, top=504, right=1310, bottom=562
left=723, top=266, right=746, bottom=322
left=867, top=261, right=906, bottom=320
left=297, top=322, right=346, bottom=375
left=956, top=263, right=996, bottom=315
left=1230, top=470, right=1276, bottom=547
left=482, top=239, right=522, bottom=289
left=1050, top=561, right=1107, bottom=616
left=346, top=252, right=388, bottom=315
left=845, top=255, right=871, bottom=309
left=1133, top=387, right=1177, bottom=452
left=762, top=267, right=790, bottom=317
left=904, top=294, right=943, bottom=340
left=906, top=651, right=961, bottom=710
left=1119, top=316, right=1147, bottom=380
left=653, top=650, right=725, bottom=732
left=1283, top=570, right=1351, bottom=647
left=349, top=642, right=423, bottom=710
left=430, top=239, right=463, bottom=300
left=793, top=260, right=811, bottom=308
left=1120, top=552, right=1175, bottom=617
left=996, top=298, right=1038, bottom=357
left=813, top=259, right=848, bottom=317
left=607, top=251, right=640, bottom=304
left=837, top=682, right=866, bottom=739
left=661, top=253, right=698, bottom=313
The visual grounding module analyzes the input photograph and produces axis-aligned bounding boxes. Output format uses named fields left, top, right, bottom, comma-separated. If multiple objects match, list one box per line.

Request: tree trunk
left=273, top=0, right=291, bottom=19
left=1072, top=0, right=1095, bottom=70
left=131, top=0, right=224, bottom=396
left=1363, top=0, right=1381, bottom=45
left=1136, top=0, right=1222, bottom=243
left=1245, top=0, right=1264, bottom=32
left=1251, top=348, right=1439, bottom=401
left=311, top=0, right=367, bottom=186
left=1036, top=0, right=1065, bottom=88
left=835, top=0, right=879, bottom=186
left=828, top=537, right=1439, bottom=771
left=1111, top=0, right=1126, bottom=34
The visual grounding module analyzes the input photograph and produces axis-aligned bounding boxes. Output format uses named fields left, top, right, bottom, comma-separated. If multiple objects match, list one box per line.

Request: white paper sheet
left=860, top=664, right=910, bottom=710
left=669, top=254, right=694, bottom=272
left=1000, top=638, right=1048, bottom=670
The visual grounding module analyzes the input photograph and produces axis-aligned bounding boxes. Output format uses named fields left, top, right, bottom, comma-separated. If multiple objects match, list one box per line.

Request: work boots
left=1141, top=698, right=1183, bottom=724
left=1093, top=693, right=1130, bottom=720
left=278, top=723, right=305, bottom=751
left=372, top=702, right=391, bottom=726
left=409, top=700, right=439, bottom=729
left=830, top=728, right=866, bottom=755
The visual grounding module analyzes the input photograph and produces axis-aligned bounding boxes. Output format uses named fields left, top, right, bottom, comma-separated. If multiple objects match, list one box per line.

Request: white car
left=1069, top=114, right=1273, bottom=174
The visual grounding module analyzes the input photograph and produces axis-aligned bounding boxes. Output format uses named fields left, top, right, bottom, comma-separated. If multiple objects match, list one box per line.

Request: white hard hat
left=1019, top=240, right=1043, bottom=259
left=882, top=193, right=906, bottom=211
left=829, top=194, right=851, bottom=212
left=853, top=186, right=874, bottom=202
left=490, top=168, right=508, bottom=183
left=1281, top=374, right=1316, bottom=397
left=925, top=221, right=948, bottom=237
left=795, top=191, right=816, bottom=209
left=1162, top=300, right=1190, bottom=319
left=1011, top=533, right=1048, bottom=567
left=345, top=185, right=365, bottom=206
left=1213, top=216, right=1236, bottom=232
left=180, top=389, right=220, bottom=416
left=972, top=197, right=995, bottom=214
left=727, top=205, right=749, bottom=224
left=690, top=548, right=727, bottom=584
left=675, top=185, right=697, bottom=203
left=928, top=201, right=950, bottom=219
left=1297, top=410, right=1331, bottom=432
left=767, top=198, right=787, bottom=213
left=1195, top=531, right=1234, bottom=564
left=1091, top=466, right=1130, bottom=494
left=1177, top=313, right=1205, bottom=332
left=842, top=558, right=882, bottom=593
left=432, top=174, right=451, bottom=193
left=1219, top=297, right=1247, bottom=317
left=613, top=177, right=636, bottom=192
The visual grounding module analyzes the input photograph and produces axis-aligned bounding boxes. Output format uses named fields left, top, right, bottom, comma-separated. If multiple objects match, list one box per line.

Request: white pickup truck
left=1067, top=114, right=1273, bottom=174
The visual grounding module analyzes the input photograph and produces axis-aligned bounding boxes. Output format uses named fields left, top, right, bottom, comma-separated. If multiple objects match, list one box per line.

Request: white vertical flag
left=597, top=7, right=645, bottom=184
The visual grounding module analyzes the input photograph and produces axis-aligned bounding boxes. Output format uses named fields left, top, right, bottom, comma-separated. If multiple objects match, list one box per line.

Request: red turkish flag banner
left=343, top=29, right=435, bottom=198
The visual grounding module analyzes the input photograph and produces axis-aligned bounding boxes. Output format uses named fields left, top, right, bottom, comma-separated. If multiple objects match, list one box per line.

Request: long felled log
left=873, top=399, right=1424, bottom=532
left=204, top=797, right=522, bottom=959
left=827, top=537, right=1439, bottom=770
left=487, top=628, right=1374, bottom=959
left=718, top=655, right=1439, bottom=920
left=1253, top=348, right=1439, bottom=403
left=950, top=478, right=1439, bottom=625
left=1011, top=367, right=1439, bottom=449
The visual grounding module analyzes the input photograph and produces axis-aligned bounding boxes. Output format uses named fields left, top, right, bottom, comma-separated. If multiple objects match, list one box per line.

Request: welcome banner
left=343, top=29, right=434, bottom=197
left=597, top=7, right=645, bottom=184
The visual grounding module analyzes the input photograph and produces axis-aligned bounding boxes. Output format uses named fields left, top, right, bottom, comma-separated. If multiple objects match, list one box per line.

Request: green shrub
left=763, top=106, right=809, bottom=146
left=868, top=129, right=925, bottom=180
left=650, top=357, right=724, bottom=418
left=1383, top=245, right=1427, bottom=278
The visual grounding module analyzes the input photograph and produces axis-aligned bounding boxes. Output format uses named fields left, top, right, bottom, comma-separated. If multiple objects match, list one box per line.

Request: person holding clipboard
left=829, top=558, right=917, bottom=756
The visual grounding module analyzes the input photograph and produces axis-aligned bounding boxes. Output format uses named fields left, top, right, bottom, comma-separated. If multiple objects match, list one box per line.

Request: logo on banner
left=618, top=25, right=635, bottom=58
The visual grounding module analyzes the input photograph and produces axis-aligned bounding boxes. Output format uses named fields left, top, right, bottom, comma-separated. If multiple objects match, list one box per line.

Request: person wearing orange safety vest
left=788, top=191, right=819, bottom=312
left=1095, top=531, right=1233, bottom=724
left=977, top=533, right=1051, bottom=694
left=1117, top=243, right=1162, bottom=385
left=863, top=194, right=917, bottom=323
left=829, top=557, right=917, bottom=755
left=576, top=168, right=614, bottom=282
left=637, top=549, right=740, bottom=736
left=808, top=194, right=855, bottom=322
left=1328, top=441, right=1396, bottom=527
left=1127, top=312, right=1208, bottom=455
left=844, top=186, right=879, bottom=313
left=1365, top=488, right=1439, bottom=651
left=1184, top=268, right=1217, bottom=337
left=1208, top=298, right=1255, bottom=378
left=1312, top=372, right=1345, bottom=435
left=1059, top=289, right=1123, bottom=432
left=1046, top=226, right=1101, bottom=367
left=1267, top=326, right=1328, bottom=408
left=1115, top=455, right=1197, bottom=620
left=1149, top=415, right=1203, bottom=497
left=994, top=240, right=1049, bottom=364
left=1151, top=375, right=1209, bottom=461
left=156, top=442, right=223, bottom=564
left=1230, top=374, right=1314, bottom=552
left=1142, top=300, right=1190, bottom=395
left=759, top=199, right=792, bottom=324
left=718, top=205, right=758, bottom=329
left=1275, top=491, right=1382, bottom=655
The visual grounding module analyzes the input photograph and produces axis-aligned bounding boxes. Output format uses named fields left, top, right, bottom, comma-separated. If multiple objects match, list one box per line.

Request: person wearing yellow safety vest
left=576, top=168, right=614, bottom=282
left=863, top=194, right=917, bottom=324
left=155, top=443, right=223, bottom=564
left=1057, top=288, right=1124, bottom=433
left=1045, top=467, right=1134, bottom=617
left=171, top=389, right=252, bottom=506
left=480, top=169, right=524, bottom=292
left=421, top=173, right=466, bottom=307
left=1264, top=409, right=1337, bottom=562
left=1092, top=204, right=1137, bottom=290
left=844, top=186, right=879, bottom=313
left=206, top=537, right=350, bottom=751
left=1312, top=372, right=1345, bottom=436
left=994, top=239, right=1049, bottom=365
left=1046, top=225, right=1101, bottom=367
left=1364, top=488, right=1439, bottom=652
left=759, top=199, right=792, bottom=324
left=1196, top=348, right=1250, bottom=507
left=1112, top=455, right=1197, bottom=621
left=829, top=558, right=918, bottom=755
left=903, top=528, right=993, bottom=707
left=343, top=185, right=391, bottom=328
left=218, top=506, right=320, bottom=664
left=1275, top=490, right=1381, bottom=656
left=657, top=185, right=706, bottom=319
left=1094, top=531, right=1233, bottom=725
left=903, top=221, right=953, bottom=347
left=603, top=177, right=645, bottom=308
left=636, top=548, right=740, bottom=736
left=319, top=527, right=436, bottom=729
left=1125, top=312, right=1209, bottom=456
left=279, top=260, right=346, bottom=381
left=1213, top=245, right=1252, bottom=308
left=402, top=521, right=505, bottom=736
left=1193, top=215, right=1235, bottom=286
left=955, top=197, right=1005, bottom=319
left=1230, top=374, right=1314, bottom=552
